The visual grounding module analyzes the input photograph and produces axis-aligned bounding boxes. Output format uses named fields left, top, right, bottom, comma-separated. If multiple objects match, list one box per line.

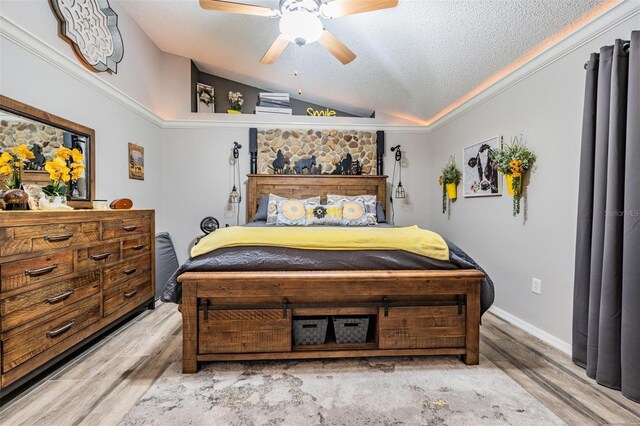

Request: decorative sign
left=49, top=0, right=124, bottom=73
left=306, top=107, right=337, bottom=117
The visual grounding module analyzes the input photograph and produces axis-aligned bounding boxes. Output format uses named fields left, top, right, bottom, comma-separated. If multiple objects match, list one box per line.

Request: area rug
left=121, top=356, right=565, bottom=425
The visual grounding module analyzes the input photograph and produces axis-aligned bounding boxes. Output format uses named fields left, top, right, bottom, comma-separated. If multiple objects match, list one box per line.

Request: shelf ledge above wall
left=162, top=112, right=429, bottom=132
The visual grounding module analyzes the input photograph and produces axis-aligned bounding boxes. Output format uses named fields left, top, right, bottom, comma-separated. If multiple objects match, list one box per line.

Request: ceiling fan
left=199, top=0, right=399, bottom=65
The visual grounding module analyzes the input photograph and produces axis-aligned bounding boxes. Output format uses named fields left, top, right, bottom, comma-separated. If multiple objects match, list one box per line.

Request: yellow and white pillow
left=305, top=204, right=343, bottom=226
left=267, top=194, right=320, bottom=225
left=327, top=194, right=377, bottom=225
left=341, top=200, right=369, bottom=226
left=276, top=199, right=308, bottom=226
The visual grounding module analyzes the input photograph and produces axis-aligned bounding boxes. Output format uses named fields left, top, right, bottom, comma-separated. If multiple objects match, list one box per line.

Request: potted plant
left=42, top=147, right=85, bottom=206
left=491, top=135, right=536, bottom=216
left=439, top=155, right=462, bottom=214
left=227, top=91, right=244, bottom=114
left=0, top=144, right=35, bottom=210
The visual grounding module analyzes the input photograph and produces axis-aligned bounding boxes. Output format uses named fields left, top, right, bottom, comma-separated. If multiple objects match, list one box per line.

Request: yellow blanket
left=191, top=225, right=449, bottom=261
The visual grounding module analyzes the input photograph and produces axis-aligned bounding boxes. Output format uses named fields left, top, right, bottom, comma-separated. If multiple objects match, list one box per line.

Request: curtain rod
left=584, top=41, right=630, bottom=69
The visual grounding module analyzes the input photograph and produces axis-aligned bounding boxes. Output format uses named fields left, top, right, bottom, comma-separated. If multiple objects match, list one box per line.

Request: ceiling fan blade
left=260, top=35, right=290, bottom=64
left=199, top=0, right=278, bottom=17
left=322, top=0, right=398, bottom=18
left=318, top=30, right=356, bottom=65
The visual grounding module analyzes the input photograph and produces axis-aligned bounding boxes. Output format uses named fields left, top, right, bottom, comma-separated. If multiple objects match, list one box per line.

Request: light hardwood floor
left=1, top=302, right=638, bottom=425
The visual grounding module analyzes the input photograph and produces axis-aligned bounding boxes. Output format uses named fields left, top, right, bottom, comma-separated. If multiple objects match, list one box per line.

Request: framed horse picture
left=462, top=135, right=502, bottom=197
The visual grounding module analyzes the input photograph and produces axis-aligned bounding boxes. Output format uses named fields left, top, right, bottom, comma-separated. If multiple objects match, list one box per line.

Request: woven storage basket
left=333, top=316, right=370, bottom=344
left=292, top=317, right=328, bottom=345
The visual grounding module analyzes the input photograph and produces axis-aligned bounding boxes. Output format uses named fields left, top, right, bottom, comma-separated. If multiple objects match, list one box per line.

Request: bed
left=167, top=175, right=492, bottom=373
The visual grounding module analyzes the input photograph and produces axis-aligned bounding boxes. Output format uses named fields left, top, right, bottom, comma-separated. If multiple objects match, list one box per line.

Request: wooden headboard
left=247, top=174, right=388, bottom=221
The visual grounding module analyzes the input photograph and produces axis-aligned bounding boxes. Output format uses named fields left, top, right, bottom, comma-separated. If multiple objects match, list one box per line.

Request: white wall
left=426, top=16, right=639, bottom=345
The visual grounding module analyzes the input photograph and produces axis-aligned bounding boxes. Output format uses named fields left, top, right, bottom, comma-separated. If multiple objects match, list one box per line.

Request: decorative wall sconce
left=391, top=145, right=406, bottom=199
left=229, top=142, right=242, bottom=205
left=49, top=0, right=124, bottom=73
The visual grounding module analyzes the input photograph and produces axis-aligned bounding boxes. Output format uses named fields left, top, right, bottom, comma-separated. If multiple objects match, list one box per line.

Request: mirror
left=0, top=96, right=95, bottom=208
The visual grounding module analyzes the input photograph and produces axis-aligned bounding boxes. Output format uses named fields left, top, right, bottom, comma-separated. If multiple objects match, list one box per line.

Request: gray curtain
left=573, top=31, right=639, bottom=403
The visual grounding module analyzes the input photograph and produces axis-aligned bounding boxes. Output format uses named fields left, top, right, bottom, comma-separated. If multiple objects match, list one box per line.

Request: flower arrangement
left=439, top=155, right=462, bottom=214
left=0, top=144, right=35, bottom=189
left=491, top=135, right=536, bottom=216
left=228, top=91, right=244, bottom=112
left=43, top=147, right=85, bottom=199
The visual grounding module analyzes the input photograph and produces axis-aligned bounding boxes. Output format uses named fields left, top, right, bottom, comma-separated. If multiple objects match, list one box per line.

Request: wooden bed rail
left=178, top=269, right=484, bottom=373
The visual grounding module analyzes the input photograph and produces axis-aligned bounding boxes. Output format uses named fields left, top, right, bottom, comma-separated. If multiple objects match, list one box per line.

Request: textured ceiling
left=119, top=0, right=614, bottom=121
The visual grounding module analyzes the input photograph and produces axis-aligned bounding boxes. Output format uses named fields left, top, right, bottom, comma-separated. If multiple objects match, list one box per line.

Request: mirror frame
left=0, top=95, right=96, bottom=209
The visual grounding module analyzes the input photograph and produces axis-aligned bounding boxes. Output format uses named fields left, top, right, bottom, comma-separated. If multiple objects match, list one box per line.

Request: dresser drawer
left=76, top=242, right=121, bottom=271
left=102, top=215, right=151, bottom=240
left=2, top=294, right=101, bottom=372
left=0, top=222, right=100, bottom=258
left=102, top=255, right=151, bottom=291
left=103, top=277, right=152, bottom=317
left=1, top=251, right=74, bottom=293
left=0, top=271, right=100, bottom=332
left=122, top=235, right=151, bottom=259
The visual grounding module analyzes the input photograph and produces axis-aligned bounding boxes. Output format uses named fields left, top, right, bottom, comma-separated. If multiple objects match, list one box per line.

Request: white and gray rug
left=121, top=356, right=565, bottom=425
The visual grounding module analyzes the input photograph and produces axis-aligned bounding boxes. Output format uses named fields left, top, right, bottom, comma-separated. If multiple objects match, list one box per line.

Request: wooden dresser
left=0, top=210, right=155, bottom=394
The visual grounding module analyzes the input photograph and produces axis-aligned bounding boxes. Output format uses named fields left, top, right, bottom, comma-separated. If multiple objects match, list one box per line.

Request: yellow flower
left=12, top=144, right=34, bottom=160
left=0, top=164, right=11, bottom=176
left=71, top=149, right=83, bottom=163
left=61, top=173, right=71, bottom=183
left=0, top=151, right=11, bottom=165
left=71, top=162, right=85, bottom=170
left=56, top=147, right=73, bottom=160
left=71, top=168, right=83, bottom=181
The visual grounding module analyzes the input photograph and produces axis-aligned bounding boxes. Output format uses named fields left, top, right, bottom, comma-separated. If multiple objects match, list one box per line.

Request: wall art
left=50, top=0, right=124, bottom=73
left=462, top=135, right=502, bottom=197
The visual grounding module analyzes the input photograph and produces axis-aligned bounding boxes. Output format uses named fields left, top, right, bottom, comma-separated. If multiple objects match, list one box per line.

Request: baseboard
left=488, top=306, right=572, bottom=356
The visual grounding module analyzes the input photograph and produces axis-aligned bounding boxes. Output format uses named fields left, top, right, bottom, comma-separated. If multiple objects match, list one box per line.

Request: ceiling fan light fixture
left=279, top=11, right=323, bottom=45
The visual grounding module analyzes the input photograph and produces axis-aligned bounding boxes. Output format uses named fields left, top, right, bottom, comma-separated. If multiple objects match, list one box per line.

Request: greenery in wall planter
left=491, top=135, right=536, bottom=216
left=439, top=155, right=462, bottom=214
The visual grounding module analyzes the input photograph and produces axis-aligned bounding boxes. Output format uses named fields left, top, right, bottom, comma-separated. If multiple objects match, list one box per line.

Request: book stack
left=255, top=93, right=292, bottom=115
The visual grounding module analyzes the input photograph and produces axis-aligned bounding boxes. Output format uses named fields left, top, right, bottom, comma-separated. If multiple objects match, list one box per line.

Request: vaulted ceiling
left=120, top=0, right=616, bottom=122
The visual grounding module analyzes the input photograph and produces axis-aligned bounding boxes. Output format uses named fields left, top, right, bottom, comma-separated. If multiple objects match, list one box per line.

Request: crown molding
left=0, top=15, right=164, bottom=128
left=2, top=1, right=638, bottom=135
left=427, top=1, right=640, bottom=132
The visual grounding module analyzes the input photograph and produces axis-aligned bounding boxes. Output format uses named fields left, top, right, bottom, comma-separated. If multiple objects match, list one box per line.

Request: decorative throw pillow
left=276, top=199, right=307, bottom=226
left=266, top=194, right=320, bottom=225
left=341, top=201, right=370, bottom=226
left=252, top=195, right=269, bottom=222
left=305, top=203, right=343, bottom=226
left=327, top=194, right=377, bottom=225
left=376, top=201, right=386, bottom=223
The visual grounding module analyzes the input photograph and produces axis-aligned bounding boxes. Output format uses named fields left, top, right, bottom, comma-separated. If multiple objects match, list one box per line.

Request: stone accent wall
left=257, top=129, right=376, bottom=175
left=0, top=120, right=64, bottom=169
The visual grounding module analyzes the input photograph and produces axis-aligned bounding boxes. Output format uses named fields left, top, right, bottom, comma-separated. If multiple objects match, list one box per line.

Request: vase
left=47, top=195, right=67, bottom=207
left=446, top=183, right=457, bottom=200
left=505, top=174, right=521, bottom=196
left=227, top=109, right=241, bottom=114
left=2, top=188, right=28, bottom=210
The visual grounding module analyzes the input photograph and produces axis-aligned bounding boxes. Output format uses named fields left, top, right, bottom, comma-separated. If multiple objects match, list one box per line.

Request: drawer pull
left=44, top=232, right=74, bottom=242
left=46, top=320, right=75, bottom=338
left=123, top=268, right=137, bottom=275
left=124, top=288, right=139, bottom=298
left=45, top=290, right=74, bottom=304
left=90, top=252, right=112, bottom=261
left=25, top=263, right=59, bottom=277
left=131, top=244, right=145, bottom=251
left=122, top=225, right=139, bottom=232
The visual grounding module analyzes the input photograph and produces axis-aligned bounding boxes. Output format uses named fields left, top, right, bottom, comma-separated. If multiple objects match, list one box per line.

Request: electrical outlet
left=532, top=278, right=542, bottom=295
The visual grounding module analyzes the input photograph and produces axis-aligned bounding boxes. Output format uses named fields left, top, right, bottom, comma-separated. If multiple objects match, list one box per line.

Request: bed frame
left=178, top=175, right=484, bottom=373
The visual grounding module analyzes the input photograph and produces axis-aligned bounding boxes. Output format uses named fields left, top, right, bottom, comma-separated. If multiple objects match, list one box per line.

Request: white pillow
left=266, top=194, right=320, bottom=225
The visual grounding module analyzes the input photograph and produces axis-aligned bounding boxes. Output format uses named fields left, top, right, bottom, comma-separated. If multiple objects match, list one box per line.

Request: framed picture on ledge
left=462, top=135, right=502, bottom=197
left=196, top=83, right=214, bottom=113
